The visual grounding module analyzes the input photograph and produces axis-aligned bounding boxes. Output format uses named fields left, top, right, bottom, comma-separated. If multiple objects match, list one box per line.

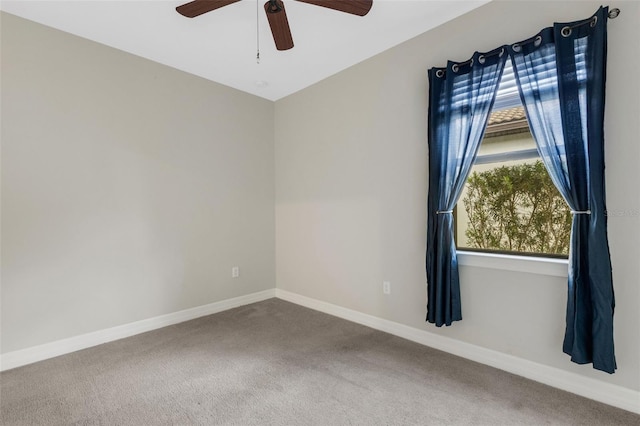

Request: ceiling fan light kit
left=176, top=0, right=373, bottom=51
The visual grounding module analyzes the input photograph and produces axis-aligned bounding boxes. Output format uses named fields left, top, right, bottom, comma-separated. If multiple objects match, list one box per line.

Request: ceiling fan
left=176, top=0, right=373, bottom=51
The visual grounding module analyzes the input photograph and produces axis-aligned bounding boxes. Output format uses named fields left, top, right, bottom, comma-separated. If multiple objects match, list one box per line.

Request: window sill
left=457, top=251, right=568, bottom=278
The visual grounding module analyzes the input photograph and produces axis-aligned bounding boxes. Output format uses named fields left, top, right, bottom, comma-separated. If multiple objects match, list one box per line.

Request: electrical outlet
left=232, top=266, right=240, bottom=278
left=383, top=281, right=391, bottom=295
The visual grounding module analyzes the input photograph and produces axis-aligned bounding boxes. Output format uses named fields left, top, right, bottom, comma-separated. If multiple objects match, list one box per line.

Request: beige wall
left=275, top=0, right=640, bottom=393
left=1, top=13, right=275, bottom=353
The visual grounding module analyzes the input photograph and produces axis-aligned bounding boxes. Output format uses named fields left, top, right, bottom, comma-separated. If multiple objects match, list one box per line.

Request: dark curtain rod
left=560, top=7, right=620, bottom=36
left=448, top=7, right=620, bottom=70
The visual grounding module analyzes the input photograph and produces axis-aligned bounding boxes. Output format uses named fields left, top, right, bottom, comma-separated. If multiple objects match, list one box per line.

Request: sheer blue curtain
left=508, top=6, right=615, bottom=373
left=426, top=50, right=507, bottom=326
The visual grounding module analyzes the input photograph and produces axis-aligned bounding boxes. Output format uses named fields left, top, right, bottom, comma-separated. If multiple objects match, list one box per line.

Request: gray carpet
left=1, top=299, right=638, bottom=425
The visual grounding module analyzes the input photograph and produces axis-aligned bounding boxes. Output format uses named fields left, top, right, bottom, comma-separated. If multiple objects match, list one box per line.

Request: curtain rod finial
left=608, top=8, right=620, bottom=19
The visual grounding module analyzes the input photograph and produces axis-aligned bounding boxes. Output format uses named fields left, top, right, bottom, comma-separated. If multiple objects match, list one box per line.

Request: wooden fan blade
left=295, top=0, right=372, bottom=16
left=176, top=0, right=241, bottom=18
left=264, top=1, right=294, bottom=51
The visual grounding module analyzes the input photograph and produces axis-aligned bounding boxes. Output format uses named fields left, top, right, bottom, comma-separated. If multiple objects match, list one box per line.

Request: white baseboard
left=275, top=289, right=640, bottom=415
left=0, top=289, right=276, bottom=372
left=2, top=287, right=637, bottom=414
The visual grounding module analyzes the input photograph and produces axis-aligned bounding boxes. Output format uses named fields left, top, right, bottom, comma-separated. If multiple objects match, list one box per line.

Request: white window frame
left=457, top=250, right=568, bottom=277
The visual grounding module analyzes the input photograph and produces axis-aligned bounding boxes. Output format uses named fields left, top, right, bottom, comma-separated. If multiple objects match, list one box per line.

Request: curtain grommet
left=561, top=26, right=572, bottom=37
left=499, top=47, right=504, bottom=57
left=534, top=35, right=542, bottom=47
left=469, top=58, right=474, bottom=67
left=590, top=16, right=598, bottom=27
left=478, top=55, right=485, bottom=65
left=452, top=64, right=459, bottom=73
left=512, top=43, right=521, bottom=53
left=435, top=69, right=444, bottom=78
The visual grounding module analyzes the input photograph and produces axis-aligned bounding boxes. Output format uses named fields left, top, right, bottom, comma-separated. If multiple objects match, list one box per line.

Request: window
left=454, top=61, right=570, bottom=258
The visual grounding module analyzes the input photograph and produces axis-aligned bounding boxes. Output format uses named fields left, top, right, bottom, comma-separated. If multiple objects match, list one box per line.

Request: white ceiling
left=1, top=0, right=490, bottom=101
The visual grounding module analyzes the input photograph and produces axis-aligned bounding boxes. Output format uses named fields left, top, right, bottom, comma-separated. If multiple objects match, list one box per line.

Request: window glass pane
left=455, top=76, right=571, bottom=258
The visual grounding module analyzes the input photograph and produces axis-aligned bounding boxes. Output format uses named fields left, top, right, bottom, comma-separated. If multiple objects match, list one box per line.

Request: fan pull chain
left=256, top=0, right=260, bottom=64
